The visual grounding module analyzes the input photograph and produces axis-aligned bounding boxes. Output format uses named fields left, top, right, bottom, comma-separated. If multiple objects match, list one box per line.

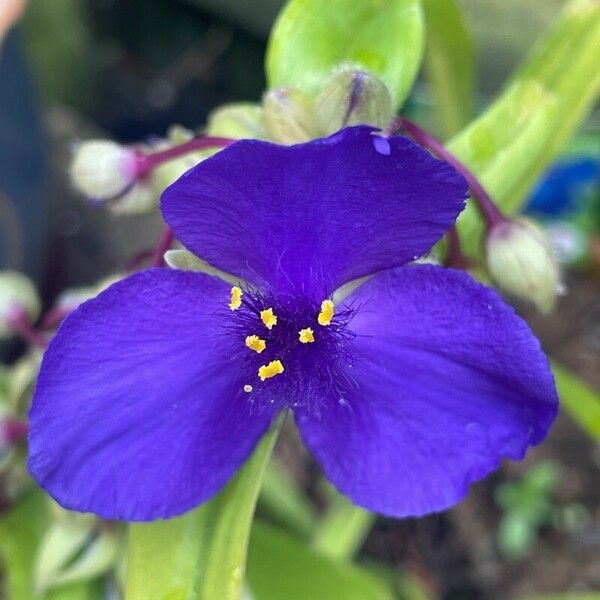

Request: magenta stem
left=150, top=227, right=175, bottom=267
left=134, top=136, right=235, bottom=178
left=392, top=117, right=505, bottom=228
left=445, top=226, right=472, bottom=270
left=7, top=308, right=48, bottom=348
left=1, top=418, right=28, bottom=445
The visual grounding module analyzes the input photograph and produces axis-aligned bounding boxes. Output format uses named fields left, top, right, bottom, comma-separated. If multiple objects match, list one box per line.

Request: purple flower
left=28, top=127, right=558, bottom=521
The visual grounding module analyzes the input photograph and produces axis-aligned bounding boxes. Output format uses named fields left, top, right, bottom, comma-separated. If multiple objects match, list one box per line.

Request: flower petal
left=295, top=265, right=558, bottom=517
left=161, top=126, right=467, bottom=293
left=29, top=269, right=277, bottom=521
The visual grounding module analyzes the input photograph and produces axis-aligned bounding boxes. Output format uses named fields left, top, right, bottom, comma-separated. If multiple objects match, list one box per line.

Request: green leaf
left=266, top=0, right=424, bottom=108
left=448, top=0, right=600, bottom=256
left=125, top=504, right=214, bottom=600
left=311, top=490, right=375, bottom=560
left=552, top=361, right=600, bottom=442
left=0, top=489, right=50, bottom=600
left=422, top=0, right=475, bottom=137
left=258, top=460, right=316, bottom=536
left=125, top=421, right=281, bottom=600
left=247, top=521, right=393, bottom=600
left=200, top=421, right=280, bottom=600
left=0, top=489, right=99, bottom=600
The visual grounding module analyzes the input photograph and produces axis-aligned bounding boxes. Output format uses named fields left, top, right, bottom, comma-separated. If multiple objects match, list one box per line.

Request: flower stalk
left=134, top=136, right=235, bottom=179
left=6, top=308, right=48, bottom=349
left=392, top=116, right=504, bottom=229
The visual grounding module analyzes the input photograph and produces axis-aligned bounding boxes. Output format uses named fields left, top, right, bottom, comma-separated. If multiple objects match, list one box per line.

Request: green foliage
left=495, top=462, right=559, bottom=559
left=422, top=0, right=475, bottom=137
left=247, top=521, right=393, bottom=600
left=311, top=488, right=375, bottom=560
left=449, top=0, right=600, bottom=256
left=125, top=421, right=280, bottom=600
left=552, top=362, right=600, bottom=442
left=0, top=489, right=101, bottom=600
left=266, top=0, right=424, bottom=108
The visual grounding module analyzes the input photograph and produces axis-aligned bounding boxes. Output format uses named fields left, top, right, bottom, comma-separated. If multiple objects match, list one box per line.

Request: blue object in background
left=0, top=28, right=45, bottom=275
left=525, top=156, right=600, bottom=218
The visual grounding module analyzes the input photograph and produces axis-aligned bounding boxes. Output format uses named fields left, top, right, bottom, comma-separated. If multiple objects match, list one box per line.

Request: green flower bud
left=0, top=271, right=41, bottom=339
left=207, top=102, right=265, bottom=139
left=70, top=140, right=138, bottom=199
left=316, top=67, right=394, bottom=135
left=108, top=183, right=157, bottom=216
left=262, top=87, right=319, bottom=144
left=486, top=218, right=562, bottom=313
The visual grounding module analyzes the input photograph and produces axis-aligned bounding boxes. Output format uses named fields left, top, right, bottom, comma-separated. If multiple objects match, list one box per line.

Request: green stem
left=312, top=491, right=375, bottom=561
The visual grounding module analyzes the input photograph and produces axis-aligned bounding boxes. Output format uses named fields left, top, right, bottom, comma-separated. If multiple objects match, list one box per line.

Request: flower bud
left=262, top=87, right=319, bottom=144
left=108, top=183, right=156, bottom=216
left=70, top=140, right=138, bottom=199
left=486, top=218, right=561, bottom=313
left=207, top=103, right=265, bottom=139
left=0, top=271, right=41, bottom=339
left=316, top=67, right=394, bottom=135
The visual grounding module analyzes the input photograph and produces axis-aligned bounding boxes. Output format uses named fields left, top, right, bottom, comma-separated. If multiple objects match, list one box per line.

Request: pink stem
left=1, top=419, right=28, bottom=445
left=7, top=308, right=48, bottom=348
left=150, top=227, right=175, bottom=267
left=134, top=136, right=235, bottom=178
left=444, top=225, right=472, bottom=270
left=40, top=306, right=72, bottom=330
left=392, top=117, right=505, bottom=228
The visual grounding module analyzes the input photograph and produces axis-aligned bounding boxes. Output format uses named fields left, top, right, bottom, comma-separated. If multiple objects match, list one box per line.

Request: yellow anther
left=229, top=286, right=243, bottom=310
left=243, top=384, right=253, bottom=393
left=298, top=327, right=315, bottom=343
left=245, top=335, right=266, bottom=354
left=258, top=360, right=284, bottom=381
left=260, top=307, right=278, bottom=329
left=317, top=299, right=335, bottom=326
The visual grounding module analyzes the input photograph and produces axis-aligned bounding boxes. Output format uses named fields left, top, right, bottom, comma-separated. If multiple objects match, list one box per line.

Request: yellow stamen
left=260, top=307, right=278, bottom=329
left=298, top=327, right=315, bottom=343
left=243, top=384, right=253, bottom=393
left=229, top=286, right=242, bottom=310
left=245, top=335, right=266, bottom=354
left=258, top=360, right=284, bottom=381
left=317, top=299, right=335, bottom=326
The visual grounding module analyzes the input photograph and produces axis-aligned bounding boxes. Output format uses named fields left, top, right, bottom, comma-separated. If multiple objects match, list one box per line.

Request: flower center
left=225, top=286, right=356, bottom=412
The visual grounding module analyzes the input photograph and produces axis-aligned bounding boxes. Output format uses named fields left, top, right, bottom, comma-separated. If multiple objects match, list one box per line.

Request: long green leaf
left=312, top=492, right=375, bottom=561
left=247, top=521, right=392, bottom=600
left=552, top=361, right=600, bottom=442
left=125, top=421, right=281, bottom=600
left=125, top=505, right=214, bottom=600
left=266, top=0, right=424, bottom=108
left=422, top=0, right=475, bottom=136
left=447, top=0, right=600, bottom=256
left=200, top=421, right=280, bottom=600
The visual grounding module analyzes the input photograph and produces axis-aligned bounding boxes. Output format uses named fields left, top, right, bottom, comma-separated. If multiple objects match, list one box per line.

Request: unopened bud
left=262, top=87, right=319, bottom=144
left=207, top=103, right=265, bottom=139
left=108, top=182, right=157, bottom=216
left=0, top=271, right=41, bottom=339
left=486, top=218, right=561, bottom=313
left=316, top=67, right=394, bottom=135
left=70, top=140, right=138, bottom=199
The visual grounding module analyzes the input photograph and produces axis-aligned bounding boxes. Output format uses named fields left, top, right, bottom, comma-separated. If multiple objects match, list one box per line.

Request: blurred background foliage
left=0, top=1, right=599, bottom=599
